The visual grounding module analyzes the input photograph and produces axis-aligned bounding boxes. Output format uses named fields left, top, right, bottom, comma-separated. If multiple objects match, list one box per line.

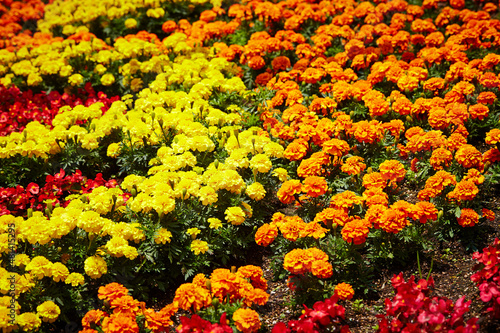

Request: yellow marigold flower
left=272, top=167, right=288, bottom=182
left=246, top=182, right=266, bottom=201
left=107, top=143, right=121, bottom=158
left=16, top=312, right=41, bottom=331
left=190, top=239, right=209, bottom=255
left=198, top=186, right=218, bottom=206
left=101, top=73, right=115, bottom=86
left=37, top=301, right=60, bottom=323
left=65, top=273, right=85, bottom=287
left=124, top=18, right=137, bottom=29
left=68, top=74, right=84, bottom=86
left=208, top=218, right=222, bottom=229
left=249, top=154, right=272, bottom=173
left=14, top=254, right=31, bottom=268
left=25, top=256, right=53, bottom=280
left=225, top=206, right=246, bottom=225
left=27, top=72, right=43, bottom=86
left=186, top=228, right=201, bottom=238
left=51, top=262, right=69, bottom=282
left=335, top=282, right=354, bottom=300
left=233, top=308, right=261, bottom=333
left=154, top=228, right=172, bottom=244
left=84, top=256, right=108, bottom=279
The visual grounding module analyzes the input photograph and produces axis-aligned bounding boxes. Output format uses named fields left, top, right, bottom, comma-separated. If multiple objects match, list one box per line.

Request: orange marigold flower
left=173, top=283, right=211, bottom=312
left=457, top=208, right=479, bottom=227
left=255, top=223, right=278, bottom=247
left=455, top=144, right=483, bottom=169
left=110, top=295, right=142, bottom=317
left=284, top=139, right=308, bottom=161
left=233, top=308, right=261, bottom=333
left=341, top=218, right=370, bottom=245
left=335, top=282, right=354, bottom=300
left=297, top=156, right=325, bottom=178
left=379, top=208, right=408, bottom=234
left=477, top=91, right=497, bottom=105
left=430, top=148, right=453, bottom=170
left=322, top=138, right=350, bottom=157
left=314, top=207, right=349, bottom=228
left=463, top=168, right=484, bottom=185
left=447, top=180, right=478, bottom=201
left=330, top=191, right=364, bottom=212
left=302, top=176, right=328, bottom=198
left=379, top=160, right=406, bottom=186
left=362, top=172, right=386, bottom=189
left=428, top=107, right=449, bottom=130
left=341, top=156, right=366, bottom=175
left=485, top=129, right=500, bottom=145
left=144, top=308, right=174, bottom=332
left=423, top=77, right=445, bottom=92
left=98, top=283, right=129, bottom=302
left=271, top=56, right=291, bottom=71
left=469, top=104, right=489, bottom=121
left=210, top=268, right=240, bottom=301
left=248, top=56, right=266, bottom=70
left=237, top=265, right=268, bottom=290
left=283, top=248, right=314, bottom=275
left=277, top=180, right=302, bottom=204
left=162, top=20, right=177, bottom=33
left=482, top=208, right=495, bottom=221
left=82, top=310, right=108, bottom=328
left=365, top=204, right=387, bottom=228
left=411, top=201, right=438, bottom=224
left=279, top=216, right=307, bottom=241
left=311, top=260, right=333, bottom=279
left=101, top=313, right=139, bottom=333
left=353, top=120, right=382, bottom=144
left=303, top=221, right=329, bottom=239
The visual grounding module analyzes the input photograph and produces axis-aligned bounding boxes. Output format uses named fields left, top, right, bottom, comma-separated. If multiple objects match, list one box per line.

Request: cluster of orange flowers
left=79, top=282, right=176, bottom=333
left=0, top=0, right=45, bottom=50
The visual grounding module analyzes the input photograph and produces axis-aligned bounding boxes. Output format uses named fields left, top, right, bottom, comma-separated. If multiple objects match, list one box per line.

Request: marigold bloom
left=84, top=256, right=108, bottom=279
left=277, top=180, right=302, bottom=204
left=283, top=248, right=314, bottom=275
left=322, top=138, right=350, bottom=157
left=279, top=216, right=307, bottom=241
left=302, top=176, right=328, bottom=198
left=379, top=160, right=406, bottom=186
left=191, top=239, right=209, bottom=255
left=482, top=208, right=495, bottom=221
left=98, top=282, right=129, bottom=302
left=16, top=312, right=41, bottom=332
left=225, top=206, right=246, bottom=225
left=248, top=56, right=265, bottom=70
left=237, top=265, right=268, bottom=290
left=457, top=208, right=479, bottom=227
left=82, top=309, right=107, bottom=328
left=455, top=144, right=483, bottom=169
left=314, top=208, right=349, bottom=228
left=335, top=282, right=354, bottom=300
left=311, top=260, right=333, bottom=279
left=173, top=283, right=211, bottom=312
left=233, top=308, right=261, bottom=333
left=330, top=191, right=364, bottom=212
left=255, top=223, right=278, bottom=247
left=448, top=180, right=478, bottom=201
left=101, top=313, right=139, bottom=333
left=362, top=172, right=386, bottom=189
left=341, top=219, right=370, bottom=245
left=412, top=201, right=438, bottom=224
left=37, top=301, right=60, bottom=323
left=379, top=208, right=409, bottom=233
left=485, top=129, right=500, bottom=145
left=283, top=139, right=308, bottom=161
left=341, top=156, right=366, bottom=175
left=430, top=148, right=453, bottom=170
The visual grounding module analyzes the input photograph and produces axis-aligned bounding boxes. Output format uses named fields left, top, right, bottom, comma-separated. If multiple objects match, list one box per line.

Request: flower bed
left=0, top=0, right=499, bottom=331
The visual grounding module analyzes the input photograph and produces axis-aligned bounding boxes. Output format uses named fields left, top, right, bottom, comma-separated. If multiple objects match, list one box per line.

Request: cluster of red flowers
left=0, top=83, right=120, bottom=136
left=0, top=169, right=121, bottom=216
left=471, top=238, right=500, bottom=319
left=377, top=273, right=479, bottom=332
left=272, top=294, right=350, bottom=333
